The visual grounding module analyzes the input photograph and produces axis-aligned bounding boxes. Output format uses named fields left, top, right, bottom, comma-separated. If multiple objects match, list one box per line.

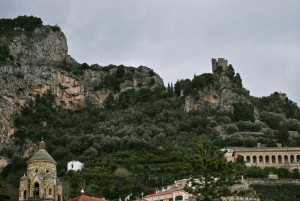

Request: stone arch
left=291, top=155, right=295, bottom=164
left=284, top=155, right=289, bottom=163
left=246, top=156, right=251, bottom=163
left=265, top=155, right=270, bottom=163
left=297, top=155, right=300, bottom=163
left=272, top=155, right=276, bottom=163
left=58, top=194, right=62, bottom=201
left=253, top=155, right=257, bottom=163
left=278, top=155, right=282, bottom=164
left=259, top=155, right=263, bottom=163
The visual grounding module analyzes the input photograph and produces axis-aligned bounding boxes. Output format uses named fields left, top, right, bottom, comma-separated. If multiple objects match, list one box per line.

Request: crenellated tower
left=211, top=58, right=228, bottom=74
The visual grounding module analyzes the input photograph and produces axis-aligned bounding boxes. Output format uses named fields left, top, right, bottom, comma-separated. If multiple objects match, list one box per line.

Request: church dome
left=27, top=140, right=56, bottom=164
left=20, top=174, right=29, bottom=180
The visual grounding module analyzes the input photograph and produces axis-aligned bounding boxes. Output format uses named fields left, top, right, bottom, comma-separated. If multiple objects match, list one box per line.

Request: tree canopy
left=185, top=141, right=235, bottom=201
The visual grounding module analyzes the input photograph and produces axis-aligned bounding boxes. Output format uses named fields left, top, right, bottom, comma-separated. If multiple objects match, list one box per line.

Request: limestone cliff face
left=7, top=26, right=68, bottom=65
left=0, top=23, right=164, bottom=145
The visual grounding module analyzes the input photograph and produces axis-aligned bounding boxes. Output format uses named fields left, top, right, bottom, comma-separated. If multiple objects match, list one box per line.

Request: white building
left=67, top=161, right=84, bottom=171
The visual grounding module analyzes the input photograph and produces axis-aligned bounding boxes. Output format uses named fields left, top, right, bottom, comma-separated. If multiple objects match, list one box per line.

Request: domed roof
left=28, top=149, right=56, bottom=164
left=27, top=140, right=56, bottom=164
left=20, top=174, right=29, bottom=180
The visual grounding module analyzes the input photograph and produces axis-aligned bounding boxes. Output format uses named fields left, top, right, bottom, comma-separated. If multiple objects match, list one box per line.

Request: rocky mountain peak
left=0, top=16, right=164, bottom=144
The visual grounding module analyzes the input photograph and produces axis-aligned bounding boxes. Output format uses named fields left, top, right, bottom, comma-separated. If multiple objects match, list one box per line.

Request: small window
left=35, top=169, right=38, bottom=172
left=49, top=188, right=52, bottom=195
left=71, top=164, right=74, bottom=168
left=175, top=196, right=183, bottom=201
left=46, top=170, right=49, bottom=173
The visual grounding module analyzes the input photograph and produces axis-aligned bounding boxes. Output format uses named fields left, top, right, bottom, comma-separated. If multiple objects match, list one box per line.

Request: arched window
left=34, top=182, right=40, bottom=198
left=265, top=155, right=270, bottom=163
left=175, top=196, right=183, bottom=201
left=23, top=190, right=27, bottom=199
left=291, top=155, right=295, bottom=164
left=246, top=156, right=251, bottom=163
left=259, top=155, right=263, bottom=163
left=272, top=155, right=276, bottom=163
left=253, top=156, right=257, bottom=163
left=49, top=188, right=52, bottom=195
left=284, top=155, right=289, bottom=163
left=278, top=155, right=282, bottom=164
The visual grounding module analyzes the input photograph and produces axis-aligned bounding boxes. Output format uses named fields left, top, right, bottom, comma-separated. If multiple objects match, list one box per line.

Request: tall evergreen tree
left=185, top=141, right=235, bottom=201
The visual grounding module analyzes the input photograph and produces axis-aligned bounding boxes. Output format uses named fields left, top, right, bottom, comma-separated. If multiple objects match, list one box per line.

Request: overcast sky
left=1, top=0, right=300, bottom=105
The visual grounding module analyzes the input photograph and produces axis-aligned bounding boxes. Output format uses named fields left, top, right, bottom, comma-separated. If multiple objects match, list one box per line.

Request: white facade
left=67, top=161, right=84, bottom=171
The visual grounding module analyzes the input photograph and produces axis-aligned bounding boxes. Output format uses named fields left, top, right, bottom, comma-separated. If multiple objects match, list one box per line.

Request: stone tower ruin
left=212, top=58, right=228, bottom=74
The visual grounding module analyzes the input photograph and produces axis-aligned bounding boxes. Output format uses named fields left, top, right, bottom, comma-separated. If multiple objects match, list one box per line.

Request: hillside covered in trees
left=1, top=16, right=300, bottom=200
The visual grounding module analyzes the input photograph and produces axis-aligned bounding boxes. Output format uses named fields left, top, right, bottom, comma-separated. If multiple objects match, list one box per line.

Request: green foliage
left=235, top=121, right=263, bottom=132
left=12, top=91, right=220, bottom=199
left=225, top=124, right=239, bottom=134
left=50, top=25, right=61, bottom=32
left=174, top=73, right=213, bottom=98
left=252, top=184, right=300, bottom=201
left=255, top=92, right=300, bottom=120
left=275, top=125, right=290, bottom=146
left=233, top=73, right=242, bottom=87
left=243, top=166, right=300, bottom=179
left=227, top=64, right=235, bottom=79
left=192, top=73, right=213, bottom=90
left=260, top=112, right=285, bottom=130
left=184, top=141, right=235, bottom=201
left=233, top=103, right=255, bottom=122
left=0, top=16, right=43, bottom=34
left=93, top=66, right=138, bottom=92
left=104, top=93, right=116, bottom=109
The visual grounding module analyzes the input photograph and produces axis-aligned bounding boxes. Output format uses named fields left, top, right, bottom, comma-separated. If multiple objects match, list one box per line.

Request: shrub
left=233, top=103, right=255, bottom=122
left=235, top=121, right=263, bottom=132
left=225, top=124, right=239, bottom=134
left=260, top=111, right=286, bottom=129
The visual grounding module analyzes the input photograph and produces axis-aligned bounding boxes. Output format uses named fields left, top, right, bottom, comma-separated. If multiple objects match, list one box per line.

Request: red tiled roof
left=68, top=195, right=107, bottom=201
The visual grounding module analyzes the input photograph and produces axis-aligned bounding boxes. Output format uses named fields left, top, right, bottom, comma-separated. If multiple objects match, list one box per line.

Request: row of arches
left=239, top=154, right=300, bottom=164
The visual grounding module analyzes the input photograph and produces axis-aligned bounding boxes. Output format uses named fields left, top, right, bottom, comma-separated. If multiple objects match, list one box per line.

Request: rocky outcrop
left=184, top=58, right=250, bottom=112
left=7, top=26, right=68, bottom=65
left=0, top=21, right=164, bottom=145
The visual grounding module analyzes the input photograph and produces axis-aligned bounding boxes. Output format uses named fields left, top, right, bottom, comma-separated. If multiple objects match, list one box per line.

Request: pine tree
left=185, top=141, right=235, bottom=201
